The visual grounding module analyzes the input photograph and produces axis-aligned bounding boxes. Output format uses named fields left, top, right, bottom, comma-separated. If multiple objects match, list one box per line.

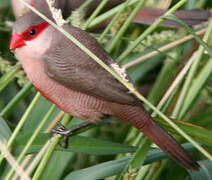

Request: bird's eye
left=29, top=29, right=37, bottom=36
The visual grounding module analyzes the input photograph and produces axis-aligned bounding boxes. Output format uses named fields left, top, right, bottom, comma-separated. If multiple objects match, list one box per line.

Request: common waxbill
left=9, top=1, right=200, bottom=171
left=11, top=0, right=210, bottom=28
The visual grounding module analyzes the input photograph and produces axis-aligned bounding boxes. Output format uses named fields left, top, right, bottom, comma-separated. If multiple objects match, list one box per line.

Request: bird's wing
left=43, top=25, right=138, bottom=105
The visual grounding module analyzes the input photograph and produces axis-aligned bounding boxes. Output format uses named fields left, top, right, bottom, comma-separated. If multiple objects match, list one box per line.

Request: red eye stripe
left=21, top=22, right=49, bottom=41
left=30, top=0, right=36, bottom=7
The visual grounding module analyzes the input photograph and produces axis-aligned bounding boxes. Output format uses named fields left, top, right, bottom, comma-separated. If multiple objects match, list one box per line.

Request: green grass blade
left=164, top=15, right=212, bottom=58
left=0, top=116, right=11, bottom=140
left=0, top=63, right=21, bottom=93
left=15, top=133, right=137, bottom=155
left=106, top=0, right=146, bottom=53
left=156, top=118, right=212, bottom=148
left=188, top=160, right=212, bottom=180
left=0, top=82, right=33, bottom=118
left=179, top=58, right=212, bottom=117
left=64, top=143, right=199, bottom=180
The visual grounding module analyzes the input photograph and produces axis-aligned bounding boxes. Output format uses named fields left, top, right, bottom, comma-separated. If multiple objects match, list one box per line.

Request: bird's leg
left=51, top=121, right=94, bottom=148
left=51, top=121, right=94, bottom=136
left=51, top=117, right=111, bottom=148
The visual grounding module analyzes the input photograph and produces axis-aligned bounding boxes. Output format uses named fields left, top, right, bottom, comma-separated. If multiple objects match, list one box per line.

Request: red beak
left=10, top=33, right=26, bottom=50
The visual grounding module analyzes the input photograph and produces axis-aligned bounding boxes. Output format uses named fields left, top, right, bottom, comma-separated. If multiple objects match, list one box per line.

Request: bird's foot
left=51, top=122, right=94, bottom=148
left=51, top=122, right=72, bottom=136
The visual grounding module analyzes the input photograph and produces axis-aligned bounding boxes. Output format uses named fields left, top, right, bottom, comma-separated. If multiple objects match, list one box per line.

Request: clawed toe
left=51, top=122, right=68, bottom=135
left=51, top=128, right=61, bottom=134
left=51, top=128, right=72, bottom=136
left=56, top=122, right=66, bottom=130
left=52, top=127, right=66, bottom=133
left=51, top=122, right=94, bottom=148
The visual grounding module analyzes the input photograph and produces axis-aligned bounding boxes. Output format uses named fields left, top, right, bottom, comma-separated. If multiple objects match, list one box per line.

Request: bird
left=9, top=1, right=200, bottom=171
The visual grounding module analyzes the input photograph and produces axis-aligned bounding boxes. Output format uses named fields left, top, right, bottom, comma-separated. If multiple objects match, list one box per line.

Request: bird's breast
left=19, top=55, right=112, bottom=121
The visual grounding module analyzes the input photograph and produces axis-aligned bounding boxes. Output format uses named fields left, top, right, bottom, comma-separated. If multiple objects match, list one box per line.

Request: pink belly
left=21, top=58, right=112, bottom=122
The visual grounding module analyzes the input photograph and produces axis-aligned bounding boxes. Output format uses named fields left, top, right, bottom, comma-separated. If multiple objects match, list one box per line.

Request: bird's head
left=10, top=13, right=49, bottom=50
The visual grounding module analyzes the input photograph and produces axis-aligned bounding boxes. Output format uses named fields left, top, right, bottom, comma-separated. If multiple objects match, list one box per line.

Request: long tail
left=133, top=8, right=211, bottom=28
left=114, top=104, right=200, bottom=171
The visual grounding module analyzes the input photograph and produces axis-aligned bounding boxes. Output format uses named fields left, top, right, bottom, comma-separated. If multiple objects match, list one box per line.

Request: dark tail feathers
left=115, top=105, right=200, bottom=171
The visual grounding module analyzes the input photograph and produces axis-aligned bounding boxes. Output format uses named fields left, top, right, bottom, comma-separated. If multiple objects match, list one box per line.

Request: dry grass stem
left=154, top=52, right=198, bottom=115
left=0, top=140, right=31, bottom=180
left=123, top=28, right=206, bottom=68
left=13, top=155, right=33, bottom=180
left=24, top=139, right=51, bottom=176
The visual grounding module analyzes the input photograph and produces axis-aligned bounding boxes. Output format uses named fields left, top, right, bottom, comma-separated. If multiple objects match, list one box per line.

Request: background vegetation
left=0, top=0, right=212, bottom=179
